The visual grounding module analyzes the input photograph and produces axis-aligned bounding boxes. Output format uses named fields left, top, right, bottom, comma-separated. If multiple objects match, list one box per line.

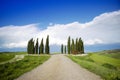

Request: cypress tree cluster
left=61, top=36, right=84, bottom=54
left=71, top=37, right=84, bottom=54
left=27, top=35, right=50, bottom=54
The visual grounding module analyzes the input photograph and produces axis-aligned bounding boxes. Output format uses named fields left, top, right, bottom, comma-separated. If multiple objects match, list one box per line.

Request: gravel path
left=16, top=54, right=101, bottom=80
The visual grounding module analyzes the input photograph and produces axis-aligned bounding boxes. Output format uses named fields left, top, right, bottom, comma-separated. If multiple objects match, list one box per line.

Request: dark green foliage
left=40, top=38, right=44, bottom=54
left=78, top=38, right=84, bottom=53
left=71, top=39, right=75, bottom=54
left=75, top=38, right=79, bottom=52
left=102, top=63, right=117, bottom=70
left=61, top=44, right=63, bottom=54
left=78, top=38, right=81, bottom=52
left=81, top=39, right=84, bottom=53
left=45, top=35, right=50, bottom=54
left=27, top=38, right=34, bottom=54
left=35, top=38, right=39, bottom=54
left=64, top=45, right=66, bottom=54
left=67, top=37, right=84, bottom=54
left=67, top=36, right=71, bottom=54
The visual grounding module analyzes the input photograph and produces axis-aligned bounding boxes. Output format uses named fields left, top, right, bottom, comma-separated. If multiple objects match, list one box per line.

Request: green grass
left=0, top=54, right=15, bottom=63
left=0, top=55, right=50, bottom=80
left=0, top=52, right=27, bottom=63
left=99, top=52, right=120, bottom=59
left=90, top=54, right=120, bottom=67
left=67, top=52, right=120, bottom=80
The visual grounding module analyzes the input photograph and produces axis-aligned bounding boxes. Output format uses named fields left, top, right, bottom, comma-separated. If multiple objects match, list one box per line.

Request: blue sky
left=0, top=0, right=120, bottom=52
left=0, top=0, right=120, bottom=27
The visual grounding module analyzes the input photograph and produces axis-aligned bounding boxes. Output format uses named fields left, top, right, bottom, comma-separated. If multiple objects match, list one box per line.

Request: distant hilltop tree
left=27, top=35, right=50, bottom=54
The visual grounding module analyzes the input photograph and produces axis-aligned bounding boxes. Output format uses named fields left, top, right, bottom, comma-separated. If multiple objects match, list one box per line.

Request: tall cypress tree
left=35, top=38, right=39, bottom=54
left=27, top=39, right=31, bottom=54
left=81, top=39, right=84, bottom=53
left=27, top=38, right=36, bottom=54
left=45, top=35, right=50, bottom=54
left=61, top=44, right=63, bottom=54
left=29, top=38, right=34, bottom=54
left=67, top=36, right=71, bottom=54
left=40, top=38, right=44, bottom=54
left=78, top=38, right=81, bottom=53
left=75, top=38, right=78, bottom=52
left=64, top=45, right=66, bottom=54
left=71, top=39, right=75, bottom=54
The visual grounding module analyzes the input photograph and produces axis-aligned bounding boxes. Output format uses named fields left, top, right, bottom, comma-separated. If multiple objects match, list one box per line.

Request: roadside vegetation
left=68, top=49, right=120, bottom=80
left=0, top=52, right=26, bottom=63
left=0, top=54, right=50, bottom=80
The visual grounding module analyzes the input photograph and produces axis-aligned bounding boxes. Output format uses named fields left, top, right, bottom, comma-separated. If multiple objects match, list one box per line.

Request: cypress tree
left=27, top=38, right=35, bottom=54
left=81, top=39, right=84, bottom=53
left=27, top=39, right=31, bottom=54
left=71, top=39, right=75, bottom=54
left=29, top=38, right=34, bottom=54
left=64, top=45, right=66, bottom=54
left=78, top=38, right=81, bottom=53
left=45, top=35, right=50, bottom=54
left=75, top=38, right=78, bottom=54
left=35, top=38, right=39, bottom=54
left=79, top=38, right=84, bottom=53
left=40, top=38, right=44, bottom=54
left=67, top=36, right=71, bottom=54
left=61, top=44, right=63, bottom=54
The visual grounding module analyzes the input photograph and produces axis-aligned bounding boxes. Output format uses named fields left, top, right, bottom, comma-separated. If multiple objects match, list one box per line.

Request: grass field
left=0, top=53, right=50, bottom=80
left=0, top=52, right=27, bottom=63
left=68, top=50, right=120, bottom=80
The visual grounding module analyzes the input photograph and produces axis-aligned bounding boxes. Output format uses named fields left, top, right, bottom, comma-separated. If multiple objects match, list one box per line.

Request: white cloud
left=0, top=10, right=120, bottom=48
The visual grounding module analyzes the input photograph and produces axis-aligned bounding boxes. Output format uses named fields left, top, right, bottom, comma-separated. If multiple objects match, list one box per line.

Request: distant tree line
left=61, top=36, right=84, bottom=54
left=27, top=35, right=50, bottom=54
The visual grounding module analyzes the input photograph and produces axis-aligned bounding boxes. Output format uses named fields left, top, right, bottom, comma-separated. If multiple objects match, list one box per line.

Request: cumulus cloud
left=0, top=10, right=120, bottom=48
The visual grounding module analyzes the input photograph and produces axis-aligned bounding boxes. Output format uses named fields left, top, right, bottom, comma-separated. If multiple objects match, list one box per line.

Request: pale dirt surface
left=16, top=54, right=102, bottom=80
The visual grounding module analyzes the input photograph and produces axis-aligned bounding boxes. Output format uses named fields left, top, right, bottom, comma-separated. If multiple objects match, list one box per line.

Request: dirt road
left=16, top=54, right=101, bottom=80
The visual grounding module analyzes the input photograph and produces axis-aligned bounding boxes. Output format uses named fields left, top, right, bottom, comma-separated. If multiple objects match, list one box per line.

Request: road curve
left=16, top=54, right=101, bottom=80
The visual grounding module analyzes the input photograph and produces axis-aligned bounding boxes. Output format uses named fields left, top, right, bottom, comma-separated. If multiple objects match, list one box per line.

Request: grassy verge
left=0, top=55, right=50, bottom=80
left=67, top=53, right=120, bottom=80
left=0, top=52, right=27, bottom=63
left=0, top=53, right=15, bottom=63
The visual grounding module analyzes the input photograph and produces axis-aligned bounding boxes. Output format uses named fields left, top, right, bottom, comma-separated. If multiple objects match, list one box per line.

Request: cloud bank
left=0, top=10, right=120, bottom=48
